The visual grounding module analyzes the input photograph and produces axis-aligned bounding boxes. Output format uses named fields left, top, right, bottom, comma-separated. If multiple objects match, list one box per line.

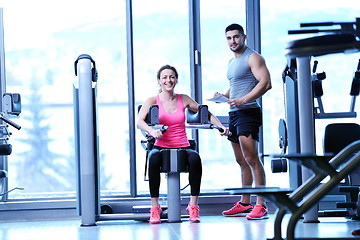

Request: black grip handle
left=300, top=22, right=335, bottom=27
left=0, top=117, right=21, bottom=130
left=288, top=29, right=321, bottom=35
left=312, top=60, right=318, bottom=73
left=146, top=125, right=168, bottom=142
left=210, top=124, right=224, bottom=133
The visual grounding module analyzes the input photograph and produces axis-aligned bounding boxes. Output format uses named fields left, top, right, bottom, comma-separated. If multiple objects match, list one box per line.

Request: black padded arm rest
left=186, top=105, right=209, bottom=124
left=138, top=105, right=159, bottom=125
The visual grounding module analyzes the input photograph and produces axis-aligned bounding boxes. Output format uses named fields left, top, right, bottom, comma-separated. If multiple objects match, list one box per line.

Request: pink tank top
left=155, top=94, right=190, bottom=148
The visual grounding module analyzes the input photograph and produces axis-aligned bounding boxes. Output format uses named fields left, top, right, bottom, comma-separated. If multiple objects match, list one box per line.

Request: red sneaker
left=246, top=204, right=269, bottom=220
left=222, top=202, right=253, bottom=217
left=186, top=204, right=200, bottom=223
left=149, top=206, right=162, bottom=224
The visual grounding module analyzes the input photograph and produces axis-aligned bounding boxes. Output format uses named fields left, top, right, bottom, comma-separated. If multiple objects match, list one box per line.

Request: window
left=2, top=0, right=128, bottom=198
left=3, top=0, right=358, bottom=202
left=132, top=0, right=190, bottom=195
left=199, top=1, right=247, bottom=191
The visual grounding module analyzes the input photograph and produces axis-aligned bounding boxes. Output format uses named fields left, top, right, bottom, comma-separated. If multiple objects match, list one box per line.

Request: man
left=220, top=23, right=272, bottom=220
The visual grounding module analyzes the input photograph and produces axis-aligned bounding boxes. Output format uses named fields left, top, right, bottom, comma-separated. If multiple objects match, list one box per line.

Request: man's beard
left=231, top=43, right=244, bottom=53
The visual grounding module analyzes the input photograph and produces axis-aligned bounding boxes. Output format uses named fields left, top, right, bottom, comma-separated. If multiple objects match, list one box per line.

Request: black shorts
left=227, top=107, right=262, bottom=143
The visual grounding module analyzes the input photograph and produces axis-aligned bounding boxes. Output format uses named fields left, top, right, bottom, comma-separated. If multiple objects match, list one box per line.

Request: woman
left=137, top=64, right=230, bottom=224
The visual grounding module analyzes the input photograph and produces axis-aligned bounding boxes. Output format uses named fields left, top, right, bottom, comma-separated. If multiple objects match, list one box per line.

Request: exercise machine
left=283, top=18, right=360, bottom=222
left=74, top=54, right=222, bottom=225
left=0, top=93, right=22, bottom=201
left=227, top=17, right=360, bottom=240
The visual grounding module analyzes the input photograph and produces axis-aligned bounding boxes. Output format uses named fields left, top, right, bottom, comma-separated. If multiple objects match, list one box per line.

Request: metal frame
left=126, top=0, right=137, bottom=197
left=0, top=8, right=8, bottom=202
left=246, top=0, right=265, bottom=162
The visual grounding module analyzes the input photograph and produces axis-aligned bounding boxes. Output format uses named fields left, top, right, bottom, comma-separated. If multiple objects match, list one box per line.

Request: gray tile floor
left=1, top=214, right=360, bottom=240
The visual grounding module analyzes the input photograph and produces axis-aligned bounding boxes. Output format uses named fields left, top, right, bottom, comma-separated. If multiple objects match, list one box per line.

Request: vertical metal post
left=188, top=0, right=202, bottom=103
left=296, top=56, right=319, bottom=223
left=188, top=0, right=202, bottom=147
left=167, top=149, right=182, bottom=223
left=0, top=8, right=8, bottom=202
left=246, top=0, right=265, bottom=163
left=75, top=56, right=97, bottom=226
left=246, top=0, right=261, bottom=52
left=0, top=8, right=5, bottom=106
left=285, top=70, right=302, bottom=189
left=126, top=0, right=137, bottom=197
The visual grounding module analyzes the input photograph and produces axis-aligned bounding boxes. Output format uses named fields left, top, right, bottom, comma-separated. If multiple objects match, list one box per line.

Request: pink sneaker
left=149, top=206, right=162, bottom=224
left=352, top=229, right=360, bottom=235
left=222, top=202, right=253, bottom=217
left=246, top=204, right=269, bottom=220
left=186, top=204, right=200, bottom=223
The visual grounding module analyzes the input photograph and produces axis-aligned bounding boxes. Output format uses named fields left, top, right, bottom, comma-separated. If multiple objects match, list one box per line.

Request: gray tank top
left=227, top=47, right=259, bottom=111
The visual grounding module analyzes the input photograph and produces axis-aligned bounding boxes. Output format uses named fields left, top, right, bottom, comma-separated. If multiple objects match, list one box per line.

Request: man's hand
left=220, top=127, right=232, bottom=137
left=227, top=97, right=246, bottom=108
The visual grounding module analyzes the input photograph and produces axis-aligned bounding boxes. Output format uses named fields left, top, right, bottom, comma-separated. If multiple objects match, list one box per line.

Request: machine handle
left=0, top=116, right=21, bottom=130
left=300, top=22, right=337, bottom=27
left=210, top=124, right=224, bottom=133
left=146, top=125, right=168, bottom=142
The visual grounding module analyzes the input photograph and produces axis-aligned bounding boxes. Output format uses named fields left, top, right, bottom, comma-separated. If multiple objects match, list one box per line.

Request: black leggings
left=147, top=146, right=202, bottom=198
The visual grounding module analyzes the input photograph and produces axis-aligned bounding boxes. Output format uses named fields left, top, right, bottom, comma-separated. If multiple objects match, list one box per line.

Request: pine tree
left=17, top=79, right=74, bottom=193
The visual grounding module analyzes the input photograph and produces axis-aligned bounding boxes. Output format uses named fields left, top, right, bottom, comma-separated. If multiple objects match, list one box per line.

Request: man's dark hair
left=225, top=23, right=244, bottom=35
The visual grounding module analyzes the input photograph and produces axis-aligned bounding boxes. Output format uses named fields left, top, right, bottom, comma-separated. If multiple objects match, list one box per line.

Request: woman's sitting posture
left=137, top=64, right=230, bottom=224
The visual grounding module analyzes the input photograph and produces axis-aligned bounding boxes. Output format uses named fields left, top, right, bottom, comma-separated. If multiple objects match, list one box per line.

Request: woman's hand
left=149, top=128, right=163, bottom=139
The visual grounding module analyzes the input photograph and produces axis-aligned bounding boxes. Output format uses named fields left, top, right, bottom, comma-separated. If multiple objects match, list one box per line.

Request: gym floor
left=1, top=214, right=360, bottom=240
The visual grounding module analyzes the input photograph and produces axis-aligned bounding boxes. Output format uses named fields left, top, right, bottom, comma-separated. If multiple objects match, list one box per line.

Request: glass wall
left=199, top=0, right=360, bottom=190
left=132, top=0, right=191, bottom=195
left=2, top=0, right=128, bottom=198
left=199, top=1, right=247, bottom=191
left=2, top=0, right=358, bottom=201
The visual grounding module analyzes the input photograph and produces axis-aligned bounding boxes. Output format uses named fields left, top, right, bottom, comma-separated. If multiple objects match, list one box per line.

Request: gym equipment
left=138, top=104, right=187, bottom=223
left=311, top=59, right=359, bottom=119
left=228, top=139, right=360, bottom=240
left=74, top=54, right=222, bottom=225
left=138, top=104, right=223, bottom=223
left=286, top=18, right=360, bottom=223
left=323, top=123, right=360, bottom=219
left=74, top=54, right=99, bottom=226
left=227, top=18, right=360, bottom=240
left=0, top=93, right=22, bottom=202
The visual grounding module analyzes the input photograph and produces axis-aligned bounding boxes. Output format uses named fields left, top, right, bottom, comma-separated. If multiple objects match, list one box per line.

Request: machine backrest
left=138, top=105, right=159, bottom=126
left=186, top=105, right=209, bottom=124
left=323, top=123, right=360, bottom=155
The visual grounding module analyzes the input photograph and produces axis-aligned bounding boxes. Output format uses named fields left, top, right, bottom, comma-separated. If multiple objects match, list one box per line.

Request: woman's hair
left=157, top=64, right=178, bottom=80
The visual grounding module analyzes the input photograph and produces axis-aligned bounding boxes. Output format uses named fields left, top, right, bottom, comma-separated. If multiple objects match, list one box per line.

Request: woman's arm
left=136, top=96, right=164, bottom=139
left=182, top=94, right=231, bottom=136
